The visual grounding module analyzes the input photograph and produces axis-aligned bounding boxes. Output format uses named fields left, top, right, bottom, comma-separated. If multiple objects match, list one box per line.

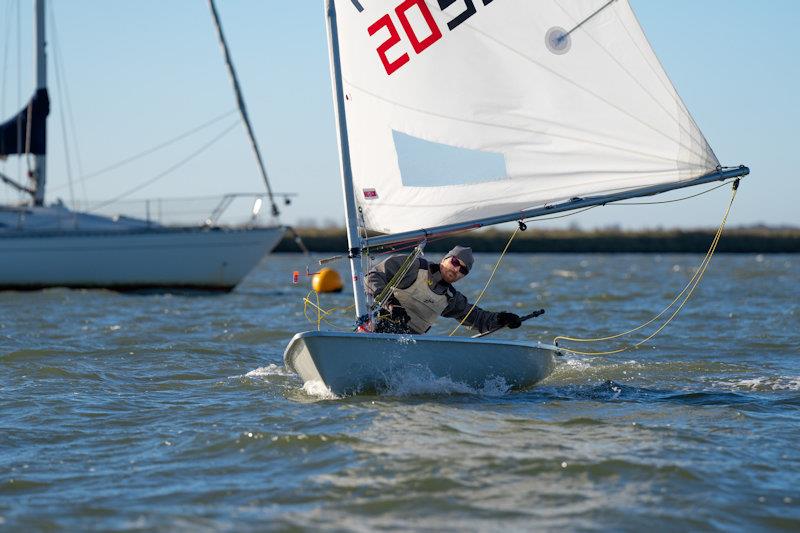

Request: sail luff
left=326, top=0, right=368, bottom=319
left=362, top=166, right=749, bottom=249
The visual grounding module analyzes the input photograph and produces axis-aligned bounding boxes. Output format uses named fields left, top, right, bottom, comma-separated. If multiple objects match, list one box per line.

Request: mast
left=32, top=0, right=46, bottom=206
left=207, top=0, right=280, bottom=218
left=363, top=166, right=750, bottom=249
left=325, top=0, right=368, bottom=319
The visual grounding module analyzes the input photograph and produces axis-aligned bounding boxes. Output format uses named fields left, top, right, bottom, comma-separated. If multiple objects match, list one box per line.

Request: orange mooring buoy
left=312, top=267, right=344, bottom=293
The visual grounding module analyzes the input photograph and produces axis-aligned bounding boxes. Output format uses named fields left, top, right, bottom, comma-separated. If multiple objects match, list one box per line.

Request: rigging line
left=558, top=199, right=729, bottom=355
left=86, top=120, right=239, bottom=213
left=369, top=207, right=597, bottom=257
left=48, top=2, right=87, bottom=204
left=302, top=290, right=354, bottom=331
left=51, top=31, right=76, bottom=208
left=49, top=108, right=238, bottom=193
left=527, top=205, right=598, bottom=222
left=371, top=242, right=426, bottom=312
left=551, top=0, right=709, bottom=151
left=449, top=226, right=520, bottom=337
left=609, top=180, right=729, bottom=205
left=366, top=206, right=598, bottom=259
left=554, top=180, right=738, bottom=356
left=1, top=0, right=14, bottom=117
left=16, top=0, right=23, bottom=201
left=208, top=0, right=279, bottom=218
left=346, top=82, right=707, bottom=169
left=0, top=169, right=34, bottom=194
left=561, top=222, right=721, bottom=346
left=560, top=0, right=617, bottom=40
left=0, top=1, right=12, bottom=205
left=448, top=16, right=710, bottom=163
left=369, top=232, right=462, bottom=256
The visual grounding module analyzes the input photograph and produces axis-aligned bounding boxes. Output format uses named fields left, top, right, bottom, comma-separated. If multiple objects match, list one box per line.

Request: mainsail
left=333, top=0, right=720, bottom=234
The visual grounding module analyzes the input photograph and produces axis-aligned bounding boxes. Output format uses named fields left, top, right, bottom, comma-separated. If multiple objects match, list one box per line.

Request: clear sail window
left=393, top=130, right=507, bottom=187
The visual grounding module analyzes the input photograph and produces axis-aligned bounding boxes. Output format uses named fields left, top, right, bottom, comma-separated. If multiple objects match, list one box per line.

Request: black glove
left=497, top=312, right=522, bottom=329
left=388, top=304, right=410, bottom=325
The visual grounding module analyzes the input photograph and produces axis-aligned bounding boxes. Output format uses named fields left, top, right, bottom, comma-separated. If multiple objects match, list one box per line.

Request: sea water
left=1, top=253, right=798, bottom=530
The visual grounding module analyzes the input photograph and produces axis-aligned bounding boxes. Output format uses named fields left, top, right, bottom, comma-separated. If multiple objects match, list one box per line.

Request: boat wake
left=298, top=366, right=513, bottom=400
left=379, top=368, right=511, bottom=397
left=244, top=364, right=293, bottom=379
left=301, top=380, right=339, bottom=400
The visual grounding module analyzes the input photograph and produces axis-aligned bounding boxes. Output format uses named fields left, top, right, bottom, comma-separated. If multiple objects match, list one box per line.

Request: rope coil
left=554, top=179, right=739, bottom=356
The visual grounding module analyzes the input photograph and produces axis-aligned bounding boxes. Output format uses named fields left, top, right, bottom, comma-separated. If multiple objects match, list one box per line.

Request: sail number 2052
left=367, top=0, right=495, bottom=76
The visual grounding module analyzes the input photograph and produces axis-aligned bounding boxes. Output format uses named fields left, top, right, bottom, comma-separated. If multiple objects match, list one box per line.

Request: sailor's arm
left=441, top=290, right=498, bottom=334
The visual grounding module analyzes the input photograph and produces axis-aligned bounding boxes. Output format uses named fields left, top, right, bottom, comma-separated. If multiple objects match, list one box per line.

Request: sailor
left=365, top=245, right=522, bottom=335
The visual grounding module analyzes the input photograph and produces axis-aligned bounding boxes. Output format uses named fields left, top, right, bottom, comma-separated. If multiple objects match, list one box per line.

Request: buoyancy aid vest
left=391, top=268, right=449, bottom=334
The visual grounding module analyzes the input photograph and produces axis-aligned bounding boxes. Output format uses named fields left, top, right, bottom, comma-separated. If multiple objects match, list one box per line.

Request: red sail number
left=368, top=14, right=409, bottom=76
left=395, top=0, right=442, bottom=54
left=368, top=0, right=443, bottom=76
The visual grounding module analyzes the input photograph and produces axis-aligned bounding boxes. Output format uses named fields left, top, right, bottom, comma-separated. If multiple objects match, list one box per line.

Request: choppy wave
left=711, top=375, right=800, bottom=392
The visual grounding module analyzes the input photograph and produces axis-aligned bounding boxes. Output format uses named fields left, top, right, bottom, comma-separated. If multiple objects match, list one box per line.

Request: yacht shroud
left=0, top=0, right=286, bottom=291
left=284, top=0, right=749, bottom=395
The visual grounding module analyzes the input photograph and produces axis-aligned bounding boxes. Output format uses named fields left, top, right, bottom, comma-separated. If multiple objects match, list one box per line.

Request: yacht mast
left=207, top=0, right=280, bottom=217
left=32, top=0, right=47, bottom=206
left=325, top=0, right=368, bottom=319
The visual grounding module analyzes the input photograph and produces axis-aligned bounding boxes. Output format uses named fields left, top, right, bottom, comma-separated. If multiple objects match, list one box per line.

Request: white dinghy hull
left=284, top=331, right=557, bottom=396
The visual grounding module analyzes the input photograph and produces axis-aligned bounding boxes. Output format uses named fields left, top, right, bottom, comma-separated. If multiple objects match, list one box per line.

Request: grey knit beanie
left=444, top=245, right=474, bottom=272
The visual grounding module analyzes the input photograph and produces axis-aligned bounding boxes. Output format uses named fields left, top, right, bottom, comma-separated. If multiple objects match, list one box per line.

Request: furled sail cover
left=333, top=0, right=719, bottom=234
left=0, top=88, right=49, bottom=157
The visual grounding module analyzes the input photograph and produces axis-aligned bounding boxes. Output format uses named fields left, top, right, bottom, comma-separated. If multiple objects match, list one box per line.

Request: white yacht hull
left=0, top=225, right=284, bottom=290
left=284, top=331, right=558, bottom=396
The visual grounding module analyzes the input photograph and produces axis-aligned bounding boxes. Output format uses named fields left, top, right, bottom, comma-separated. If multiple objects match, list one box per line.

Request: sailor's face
left=440, top=256, right=468, bottom=284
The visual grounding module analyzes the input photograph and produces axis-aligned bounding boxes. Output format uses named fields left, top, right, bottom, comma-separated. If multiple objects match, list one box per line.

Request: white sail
left=333, top=0, right=719, bottom=234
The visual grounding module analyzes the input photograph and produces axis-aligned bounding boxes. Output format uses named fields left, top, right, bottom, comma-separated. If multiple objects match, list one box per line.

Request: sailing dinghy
left=285, top=0, right=748, bottom=396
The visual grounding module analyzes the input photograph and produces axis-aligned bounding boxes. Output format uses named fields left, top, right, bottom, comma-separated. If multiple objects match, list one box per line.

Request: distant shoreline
left=276, top=227, right=800, bottom=254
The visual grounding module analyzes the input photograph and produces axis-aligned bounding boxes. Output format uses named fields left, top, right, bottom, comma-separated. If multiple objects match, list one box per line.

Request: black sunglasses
left=448, top=256, right=469, bottom=275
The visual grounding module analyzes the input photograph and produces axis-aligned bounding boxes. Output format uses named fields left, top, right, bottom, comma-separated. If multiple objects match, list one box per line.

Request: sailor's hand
left=497, top=312, right=522, bottom=329
left=389, top=305, right=410, bottom=325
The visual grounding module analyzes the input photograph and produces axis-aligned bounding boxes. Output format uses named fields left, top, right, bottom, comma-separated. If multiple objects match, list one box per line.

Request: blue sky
left=1, top=0, right=797, bottom=229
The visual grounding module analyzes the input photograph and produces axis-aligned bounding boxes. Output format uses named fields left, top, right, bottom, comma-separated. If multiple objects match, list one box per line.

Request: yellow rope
left=554, top=181, right=739, bottom=356
left=449, top=226, right=520, bottom=336
left=302, top=290, right=354, bottom=331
